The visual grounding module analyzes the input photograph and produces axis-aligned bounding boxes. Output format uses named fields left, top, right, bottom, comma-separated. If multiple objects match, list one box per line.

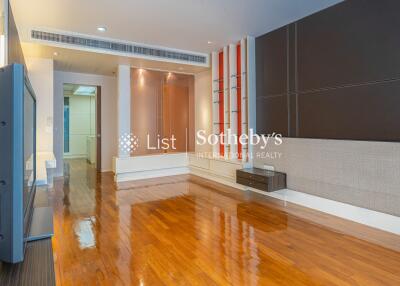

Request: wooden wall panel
left=256, top=26, right=289, bottom=136
left=256, top=0, right=400, bottom=142
left=163, top=84, right=190, bottom=152
left=256, top=26, right=288, bottom=97
left=297, top=0, right=400, bottom=92
left=256, top=96, right=288, bottom=137
left=299, top=80, right=400, bottom=141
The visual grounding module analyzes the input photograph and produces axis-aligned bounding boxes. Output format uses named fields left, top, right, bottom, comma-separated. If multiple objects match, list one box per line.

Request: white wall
left=54, top=71, right=117, bottom=175
left=26, top=57, right=54, bottom=152
left=117, top=65, right=131, bottom=157
left=0, top=0, right=6, bottom=67
left=194, top=70, right=212, bottom=154
left=64, top=95, right=95, bottom=158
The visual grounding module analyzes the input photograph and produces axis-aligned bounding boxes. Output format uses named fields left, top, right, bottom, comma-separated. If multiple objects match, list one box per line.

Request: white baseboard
left=115, top=167, right=190, bottom=182
left=63, top=154, right=87, bottom=159
left=188, top=170, right=400, bottom=235
left=190, top=166, right=239, bottom=189
left=111, top=154, right=400, bottom=235
left=244, top=187, right=400, bottom=235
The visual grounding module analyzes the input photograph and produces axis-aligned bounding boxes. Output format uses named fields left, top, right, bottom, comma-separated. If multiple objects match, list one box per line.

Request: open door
left=96, top=86, right=101, bottom=172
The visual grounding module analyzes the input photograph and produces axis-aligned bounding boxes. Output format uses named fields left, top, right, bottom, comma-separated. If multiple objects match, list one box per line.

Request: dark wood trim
left=96, top=86, right=101, bottom=172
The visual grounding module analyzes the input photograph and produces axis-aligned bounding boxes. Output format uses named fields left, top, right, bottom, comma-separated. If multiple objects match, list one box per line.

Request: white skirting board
left=263, top=188, right=400, bottom=235
left=115, top=167, right=190, bottom=182
left=187, top=155, right=399, bottom=235
left=221, top=181, right=400, bottom=235
left=113, top=153, right=400, bottom=235
left=113, top=153, right=189, bottom=182
left=190, top=166, right=239, bottom=189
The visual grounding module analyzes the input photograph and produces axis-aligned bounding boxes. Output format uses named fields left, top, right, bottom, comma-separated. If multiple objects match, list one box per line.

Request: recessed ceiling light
left=53, top=52, right=59, bottom=56
left=97, top=26, right=107, bottom=32
left=207, top=41, right=213, bottom=44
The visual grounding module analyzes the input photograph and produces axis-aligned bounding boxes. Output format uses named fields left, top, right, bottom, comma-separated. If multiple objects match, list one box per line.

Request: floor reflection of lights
left=74, top=216, right=96, bottom=249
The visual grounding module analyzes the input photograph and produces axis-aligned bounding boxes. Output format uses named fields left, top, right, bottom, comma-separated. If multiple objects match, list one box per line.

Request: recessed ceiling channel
left=30, top=29, right=209, bottom=66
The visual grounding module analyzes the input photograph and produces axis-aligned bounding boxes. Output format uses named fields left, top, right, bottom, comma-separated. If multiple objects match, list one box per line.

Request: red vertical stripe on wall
left=236, top=44, right=242, bottom=159
left=218, top=51, right=224, bottom=156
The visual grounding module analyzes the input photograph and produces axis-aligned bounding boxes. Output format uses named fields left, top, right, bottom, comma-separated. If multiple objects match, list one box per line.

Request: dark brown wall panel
left=256, top=26, right=288, bottom=97
left=297, top=0, right=400, bottom=92
left=256, top=0, right=400, bottom=142
left=256, top=96, right=288, bottom=136
left=298, top=80, right=400, bottom=141
left=256, top=26, right=289, bottom=136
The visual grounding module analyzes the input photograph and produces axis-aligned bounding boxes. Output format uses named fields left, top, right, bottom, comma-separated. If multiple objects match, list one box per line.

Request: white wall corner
left=223, top=46, right=229, bottom=159
left=246, top=36, right=256, bottom=162
left=117, top=64, right=131, bottom=157
left=0, top=0, right=8, bottom=67
left=26, top=57, right=54, bottom=153
left=229, top=43, right=238, bottom=159
left=194, top=68, right=212, bottom=154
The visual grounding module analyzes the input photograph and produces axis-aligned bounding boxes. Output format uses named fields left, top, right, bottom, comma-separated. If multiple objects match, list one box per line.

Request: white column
left=229, top=44, right=238, bottom=159
left=211, top=52, right=220, bottom=157
left=240, top=38, right=248, bottom=162
left=1, top=0, right=8, bottom=67
left=0, top=34, right=5, bottom=67
left=247, top=36, right=256, bottom=162
left=223, top=46, right=229, bottom=159
left=26, top=58, right=54, bottom=153
left=117, top=65, right=131, bottom=157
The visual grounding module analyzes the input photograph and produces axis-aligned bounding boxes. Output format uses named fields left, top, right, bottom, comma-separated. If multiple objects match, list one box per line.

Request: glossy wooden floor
left=52, top=159, right=400, bottom=286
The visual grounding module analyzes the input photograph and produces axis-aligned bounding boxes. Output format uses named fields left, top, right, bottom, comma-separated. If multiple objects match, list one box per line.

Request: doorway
left=63, top=84, right=101, bottom=172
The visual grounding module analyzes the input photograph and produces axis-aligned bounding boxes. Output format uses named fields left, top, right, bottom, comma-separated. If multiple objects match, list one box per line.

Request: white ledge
left=36, top=152, right=56, bottom=186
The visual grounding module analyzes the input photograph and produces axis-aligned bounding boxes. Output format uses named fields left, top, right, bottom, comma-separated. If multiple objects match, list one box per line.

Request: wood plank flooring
left=52, top=159, right=400, bottom=285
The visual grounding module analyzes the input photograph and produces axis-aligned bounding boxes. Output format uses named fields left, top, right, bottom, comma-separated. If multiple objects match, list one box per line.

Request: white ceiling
left=11, top=0, right=342, bottom=53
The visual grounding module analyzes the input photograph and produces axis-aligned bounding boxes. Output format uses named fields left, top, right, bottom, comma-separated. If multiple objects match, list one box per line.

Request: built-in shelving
left=211, top=38, right=250, bottom=161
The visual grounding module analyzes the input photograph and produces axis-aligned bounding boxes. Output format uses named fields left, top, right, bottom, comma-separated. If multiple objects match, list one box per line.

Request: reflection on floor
left=52, top=159, right=400, bottom=285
